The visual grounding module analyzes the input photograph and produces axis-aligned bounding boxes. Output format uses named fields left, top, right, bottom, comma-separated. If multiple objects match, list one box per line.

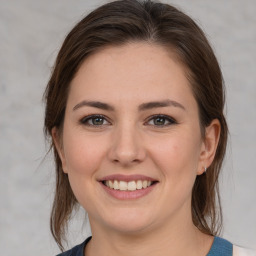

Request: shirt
left=56, top=236, right=256, bottom=256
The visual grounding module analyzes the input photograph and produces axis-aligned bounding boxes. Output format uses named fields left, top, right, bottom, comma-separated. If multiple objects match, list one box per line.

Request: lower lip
left=100, top=182, right=157, bottom=200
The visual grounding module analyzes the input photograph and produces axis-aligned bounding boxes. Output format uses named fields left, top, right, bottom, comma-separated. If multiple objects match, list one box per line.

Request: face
left=53, top=43, right=213, bottom=235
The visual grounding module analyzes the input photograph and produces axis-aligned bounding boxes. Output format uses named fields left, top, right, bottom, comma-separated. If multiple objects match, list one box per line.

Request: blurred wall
left=0, top=0, right=255, bottom=255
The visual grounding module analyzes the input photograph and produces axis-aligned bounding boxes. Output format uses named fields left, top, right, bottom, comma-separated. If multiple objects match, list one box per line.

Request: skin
left=52, top=42, right=220, bottom=256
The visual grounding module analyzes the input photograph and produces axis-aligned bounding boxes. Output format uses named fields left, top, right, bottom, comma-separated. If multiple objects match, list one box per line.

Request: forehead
left=68, top=42, right=194, bottom=107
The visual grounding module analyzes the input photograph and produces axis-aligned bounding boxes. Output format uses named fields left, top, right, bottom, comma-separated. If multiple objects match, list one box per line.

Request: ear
left=197, top=119, right=221, bottom=175
left=51, top=127, right=68, bottom=173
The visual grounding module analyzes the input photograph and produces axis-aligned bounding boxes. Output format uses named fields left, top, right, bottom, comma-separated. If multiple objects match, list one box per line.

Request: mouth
left=101, top=179, right=158, bottom=191
left=99, top=174, right=158, bottom=199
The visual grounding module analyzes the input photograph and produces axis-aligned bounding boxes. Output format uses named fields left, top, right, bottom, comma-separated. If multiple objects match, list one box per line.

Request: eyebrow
left=138, top=99, right=186, bottom=111
left=73, top=99, right=185, bottom=111
left=73, top=101, right=115, bottom=111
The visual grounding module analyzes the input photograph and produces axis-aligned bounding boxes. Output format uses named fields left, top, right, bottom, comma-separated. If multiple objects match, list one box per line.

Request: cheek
left=62, top=132, right=109, bottom=209
left=148, top=131, right=201, bottom=179
left=148, top=133, right=202, bottom=210
left=63, top=131, right=107, bottom=176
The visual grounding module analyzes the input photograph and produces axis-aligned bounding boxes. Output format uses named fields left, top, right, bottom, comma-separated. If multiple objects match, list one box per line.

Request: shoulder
left=56, top=242, right=84, bottom=256
left=56, top=237, right=92, bottom=256
left=207, top=236, right=233, bottom=255
left=233, top=245, right=256, bottom=256
left=208, top=237, right=256, bottom=256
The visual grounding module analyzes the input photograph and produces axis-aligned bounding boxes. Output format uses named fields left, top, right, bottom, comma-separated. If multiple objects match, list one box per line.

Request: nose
left=108, top=123, right=146, bottom=166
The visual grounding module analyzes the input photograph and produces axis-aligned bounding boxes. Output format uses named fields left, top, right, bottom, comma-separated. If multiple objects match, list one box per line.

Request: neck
left=85, top=215, right=213, bottom=256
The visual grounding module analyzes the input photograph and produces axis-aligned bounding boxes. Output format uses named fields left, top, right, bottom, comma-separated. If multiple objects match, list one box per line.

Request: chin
left=102, top=209, right=155, bottom=234
left=109, top=221, right=153, bottom=235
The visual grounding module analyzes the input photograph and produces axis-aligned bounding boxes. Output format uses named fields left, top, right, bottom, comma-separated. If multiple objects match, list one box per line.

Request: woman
left=44, top=0, right=255, bottom=255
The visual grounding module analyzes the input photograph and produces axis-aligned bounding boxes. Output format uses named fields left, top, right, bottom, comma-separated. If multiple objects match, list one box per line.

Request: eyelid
left=145, top=114, right=177, bottom=126
left=79, top=114, right=177, bottom=127
left=80, top=114, right=111, bottom=126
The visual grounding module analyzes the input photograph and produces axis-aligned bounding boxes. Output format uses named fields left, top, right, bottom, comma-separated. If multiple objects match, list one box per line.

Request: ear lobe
left=197, top=119, right=221, bottom=175
left=51, top=127, right=68, bottom=173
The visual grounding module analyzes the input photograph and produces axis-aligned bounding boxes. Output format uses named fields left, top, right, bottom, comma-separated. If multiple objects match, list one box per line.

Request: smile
left=99, top=174, right=158, bottom=199
left=103, top=180, right=153, bottom=191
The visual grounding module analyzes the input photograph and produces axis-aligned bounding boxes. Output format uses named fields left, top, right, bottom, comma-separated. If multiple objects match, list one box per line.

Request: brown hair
left=44, top=0, right=228, bottom=250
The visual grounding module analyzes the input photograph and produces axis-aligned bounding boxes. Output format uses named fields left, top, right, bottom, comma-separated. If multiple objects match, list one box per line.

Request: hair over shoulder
left=44, top=0, right=228, bottom=251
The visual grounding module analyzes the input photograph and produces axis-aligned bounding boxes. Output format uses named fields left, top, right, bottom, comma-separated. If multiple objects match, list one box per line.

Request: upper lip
left=99, top=174, right=157, bottom=182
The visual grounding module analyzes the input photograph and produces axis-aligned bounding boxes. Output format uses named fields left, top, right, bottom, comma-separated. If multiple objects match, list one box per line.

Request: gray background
left=0, top=0, right=255, bottom=255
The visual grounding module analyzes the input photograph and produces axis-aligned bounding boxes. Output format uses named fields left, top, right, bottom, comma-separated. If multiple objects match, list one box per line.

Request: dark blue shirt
left=56, top=236, right=233, bottom=256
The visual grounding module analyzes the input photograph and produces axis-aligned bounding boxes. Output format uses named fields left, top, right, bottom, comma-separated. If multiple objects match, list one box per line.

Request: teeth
left=137, top=180, right=142, bottom=189
left=113, top=180, right=119, bottom=190
left=104, top=180, right=154, bottom=191
left=142, top=180, right=148, bottom=189
left=109, top=180, right=114, bottom=189
left=127, top=181, right=136, bottom=191
left=119, top=181, right=128, bottom=191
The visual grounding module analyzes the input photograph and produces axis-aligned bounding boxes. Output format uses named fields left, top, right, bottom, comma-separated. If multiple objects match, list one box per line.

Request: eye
left=146, top=115, right=177, bottom=127
left=80, top=115, right=110, bottom=126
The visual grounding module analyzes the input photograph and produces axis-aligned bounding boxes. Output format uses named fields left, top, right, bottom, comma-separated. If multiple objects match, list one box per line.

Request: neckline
left=82, top=236, right=232, bottom=256
left=207, top=236, right=233, bottom=256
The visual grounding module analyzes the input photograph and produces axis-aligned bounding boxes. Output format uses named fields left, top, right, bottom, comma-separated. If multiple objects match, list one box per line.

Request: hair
left=44, top=0, right=228, bottom=251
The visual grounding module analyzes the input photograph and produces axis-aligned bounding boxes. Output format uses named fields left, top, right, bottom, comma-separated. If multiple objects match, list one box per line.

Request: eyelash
left=80, top=114, right=110, bottom=127
left=146, top=114, right=177, bottom=127
left=79, top=114, right=177, bottom=127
